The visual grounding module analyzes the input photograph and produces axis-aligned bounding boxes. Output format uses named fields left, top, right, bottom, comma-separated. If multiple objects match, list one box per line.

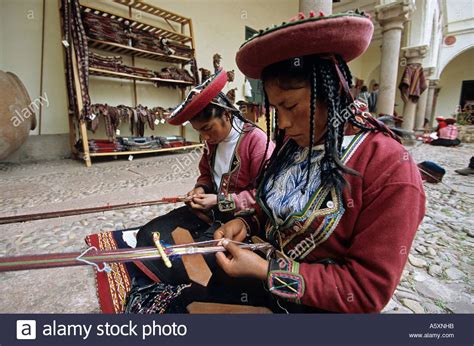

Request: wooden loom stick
left=0, top=196, right=190, bottom=225
left=152, top=232, right=172, bottom=268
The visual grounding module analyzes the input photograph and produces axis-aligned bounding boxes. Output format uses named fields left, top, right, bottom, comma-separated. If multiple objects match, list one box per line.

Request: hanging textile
left=61, top=0, right=92, bottom=120
left=398, top=63, right=427, bottom=103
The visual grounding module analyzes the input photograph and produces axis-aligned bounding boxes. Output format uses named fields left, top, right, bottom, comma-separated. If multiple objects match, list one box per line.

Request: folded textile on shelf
left=89, top=52, right=155, bottom=78
left=76, top=139, right=125, bottom=153
left=156, top=66, right=195, bottom=83
left=118, top=136, right=162, bottom=151
left=88, top=52, right=193, bottom=84
left=132, top=29, right=172, bottom=55
left=76, top=136, right=191, bottom=153
left=89, top=52, right=124, bottom=73
left=158, top=136, right=189, bottom=148
left=123, top=65, right=156, bottom=78
left=82, top=11, right=130, bottom=45
left=167, top=41, right=194, bottom=58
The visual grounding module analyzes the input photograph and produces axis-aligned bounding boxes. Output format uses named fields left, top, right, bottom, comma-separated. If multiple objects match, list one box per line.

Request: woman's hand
left=216, top=239, right=268, bottom=280
left=186, top=186, right=205, bottom=198
left=214, top=218, right=247, bottom=243
left=189, top=193, right=217, bottom=210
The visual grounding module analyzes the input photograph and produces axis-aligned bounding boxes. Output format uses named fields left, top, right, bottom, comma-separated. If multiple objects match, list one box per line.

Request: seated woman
left=213, top=11, right=426, bottom=313
left=435, top=117, right=447, bottom=136
left=135, top=69, right=274, bottom=284
left=431, top=118, right=461, bottom=146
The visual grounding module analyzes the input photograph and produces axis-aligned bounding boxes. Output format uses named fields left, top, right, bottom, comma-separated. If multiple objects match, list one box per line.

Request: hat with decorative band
left=236, top=10, right=374, bottom=79
left=167, top=68, right=235, bottom=125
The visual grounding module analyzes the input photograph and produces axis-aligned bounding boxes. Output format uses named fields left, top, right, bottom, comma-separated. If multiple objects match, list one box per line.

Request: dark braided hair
left=319, top=59, right=351, bottom=189
left=193, top=92, right=252, bottom=129
left=256, top=90, right=287, bottom=186
left=256, top=92, right=273, bottom=176
left=303, top=62, right=317, bottom=194
left=260, top=54, right=383, bottom=194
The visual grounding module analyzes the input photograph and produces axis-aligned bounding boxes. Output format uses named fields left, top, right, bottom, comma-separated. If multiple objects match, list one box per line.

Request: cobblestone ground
left=0, top=144, right=472, bottom=313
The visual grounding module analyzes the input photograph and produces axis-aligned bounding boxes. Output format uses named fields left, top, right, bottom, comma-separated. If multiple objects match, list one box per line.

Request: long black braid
left=302, top=62, right=317, bottom=194
left=255, top=92, right=273, bottom=178
left=319, top=59, right=351, bottom=189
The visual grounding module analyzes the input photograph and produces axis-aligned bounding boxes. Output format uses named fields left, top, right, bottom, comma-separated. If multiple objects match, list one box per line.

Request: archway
left=436, top=48, right=474, bottom=119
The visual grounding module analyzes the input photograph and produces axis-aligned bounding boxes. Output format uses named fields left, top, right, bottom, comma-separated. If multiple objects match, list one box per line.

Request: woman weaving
left=213, top=10, right=426, bottom=313
left=135, top=68, right=274, bottom=284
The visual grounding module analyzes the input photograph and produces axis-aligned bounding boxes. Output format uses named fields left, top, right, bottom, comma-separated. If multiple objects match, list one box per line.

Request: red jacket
left=243, top=131, right=425, bottom=312
left=195, top=124, right=275, bottom=212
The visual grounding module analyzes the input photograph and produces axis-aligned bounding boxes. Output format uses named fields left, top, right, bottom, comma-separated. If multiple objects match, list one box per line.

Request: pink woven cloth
left=439, top=125, right=459, bottom=140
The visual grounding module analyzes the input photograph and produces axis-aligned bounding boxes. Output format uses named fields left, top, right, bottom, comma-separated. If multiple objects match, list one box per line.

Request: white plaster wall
left=407, top=0, right=425, bottom=46
left=427, top=3, right=442, bottom=69
left=0, top=0, right=43, bottom=135
left=444, top=0, right=474, bottom=33
left=41, top=0, right=69, bottom=135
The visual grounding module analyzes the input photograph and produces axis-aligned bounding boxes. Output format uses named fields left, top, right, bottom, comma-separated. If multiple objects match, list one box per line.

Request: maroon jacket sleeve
left=298, top=183, right=425, bottom=312
left=267, top=140, right=426, bottom=312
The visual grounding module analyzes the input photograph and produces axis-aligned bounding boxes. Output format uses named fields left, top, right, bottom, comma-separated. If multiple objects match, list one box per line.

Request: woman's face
left=265, top=79, right=328, bottom=147
left=191, top=112, right=232, bottom=145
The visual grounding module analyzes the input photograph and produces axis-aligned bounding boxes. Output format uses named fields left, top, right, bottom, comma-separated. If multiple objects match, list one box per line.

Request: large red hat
left=167, top=69, right=229, bottom=125
left=236, top=11, right=374, bottom=79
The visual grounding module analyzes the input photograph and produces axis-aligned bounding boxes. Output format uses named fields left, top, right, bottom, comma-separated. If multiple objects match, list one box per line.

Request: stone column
left=375, top=0, right=415, bottom=116
left=299, top=0, right=332, bottom=15
left=426, top=79, right=440, bottom=126
left=400, top=45, right=428, bottom=131
left=415, top=88, right=429, bottom=130
left=432, top=86, right=442, bottom=123
left=414, top=66, right=434, bottom=131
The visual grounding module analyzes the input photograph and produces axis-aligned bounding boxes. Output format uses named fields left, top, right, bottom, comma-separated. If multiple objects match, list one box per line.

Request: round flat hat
left=167, top=68, right=228, bottom=125
left=236, top=11, right=374, bottom=79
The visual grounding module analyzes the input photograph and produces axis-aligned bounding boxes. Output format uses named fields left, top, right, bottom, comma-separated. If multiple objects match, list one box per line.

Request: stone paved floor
left=0, top=144, right=472, bottom=313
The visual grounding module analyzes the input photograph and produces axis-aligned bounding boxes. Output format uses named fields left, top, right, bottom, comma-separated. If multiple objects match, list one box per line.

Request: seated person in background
left=135, top=69, right=274, bottom=284
left=435, top=117, right=447, bottom=136
left=431, top=118, right=461, bottom=147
